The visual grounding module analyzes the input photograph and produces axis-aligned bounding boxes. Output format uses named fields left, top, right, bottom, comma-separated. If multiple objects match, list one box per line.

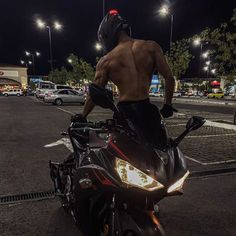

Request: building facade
left=0, top=64, right=28, bottom=91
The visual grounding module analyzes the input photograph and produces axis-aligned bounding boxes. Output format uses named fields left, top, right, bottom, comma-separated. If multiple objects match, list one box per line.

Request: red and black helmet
left=97, top=10, right=131, bottom=53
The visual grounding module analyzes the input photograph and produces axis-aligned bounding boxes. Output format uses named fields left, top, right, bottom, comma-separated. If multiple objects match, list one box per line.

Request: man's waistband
left=117, top=98, right=150, bottom=106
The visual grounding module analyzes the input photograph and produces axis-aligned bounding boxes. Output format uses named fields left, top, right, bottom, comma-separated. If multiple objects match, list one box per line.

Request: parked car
left=36, top=83, right=72, bottom=99
left=44, top=89, right=85, bottom=106
left=187, top=91, right=194, bottom=96
left=173, top=91, right=181, bottom=97
left=207, top=92, right=224, bottom=99
left=2, top=89, right=22, bottom=96
left=149, top=92, right=163, bottom=97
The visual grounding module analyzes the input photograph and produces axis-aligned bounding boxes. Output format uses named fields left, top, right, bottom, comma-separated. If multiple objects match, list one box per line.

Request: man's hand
left=160, top=104, right=178, bottom=118
left=71, top=114, right=87, bottom=123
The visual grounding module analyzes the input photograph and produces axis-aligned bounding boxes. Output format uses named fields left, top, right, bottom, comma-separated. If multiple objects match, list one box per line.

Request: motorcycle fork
left=49, top=161, right=63, bottom=194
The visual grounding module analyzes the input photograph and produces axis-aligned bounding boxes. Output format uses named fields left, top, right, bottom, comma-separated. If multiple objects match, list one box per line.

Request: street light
left=202, top=51, right=209, bottom=58
left=54, top=21, right=62, bottom=30
left=193, top=38, right=201, bottom=46
left=159, top=5, right=174, bottom=49
left=206, top=60, right=211, bottom=66
left=36, top=18, right=63, bottom=71
left=25, top=50, right=41, bottom=74
left=20, top=60, right=32, bottom=68
left=36, top=19, right=45, bottom=29
left=67, top=58, right=73, bottom=64
left=95, top=42, right=102, bottom=51
left=211, top=69, right=216, bottom=74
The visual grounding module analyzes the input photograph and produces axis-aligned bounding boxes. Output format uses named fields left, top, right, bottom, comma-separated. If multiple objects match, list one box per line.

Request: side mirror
left=89, top=84, right=115, bottom=110
left=174, top=116, right=205, bottom=146
left=186, top=116, right=206, bottom=131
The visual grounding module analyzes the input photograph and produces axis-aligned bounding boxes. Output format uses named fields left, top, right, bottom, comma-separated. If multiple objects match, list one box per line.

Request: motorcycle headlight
left=115, top=158, right=164, bottom=191
left=167, top=171, right=190, bottom=193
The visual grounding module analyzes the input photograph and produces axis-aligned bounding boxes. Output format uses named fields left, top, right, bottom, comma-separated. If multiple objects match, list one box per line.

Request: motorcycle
left=49, top=84, right=205, bottom=236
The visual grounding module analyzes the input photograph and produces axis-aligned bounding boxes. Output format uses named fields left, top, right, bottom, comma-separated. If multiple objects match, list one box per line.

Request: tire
left=55, top=98, right=63, bottom=106
left=4, top=93, right=8, bottom=97
left=17, top=93, right=20, bottom=97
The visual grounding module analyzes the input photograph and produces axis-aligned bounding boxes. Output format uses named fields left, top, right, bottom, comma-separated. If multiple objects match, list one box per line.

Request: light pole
left=36, top=19, right=62, bottom=71
left=103, top=0, right=105, bottom=17
left=193, top=38, right=209, bottom=78
left=25, top=51, right=40, bottom=74
left=159, top=5, right=174, bottom=49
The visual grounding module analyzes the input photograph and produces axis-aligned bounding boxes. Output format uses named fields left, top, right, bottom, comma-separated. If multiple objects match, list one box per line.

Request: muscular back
left=93, top=37, right=174, bottom=106
left=107, top=39, right=154, bottom=101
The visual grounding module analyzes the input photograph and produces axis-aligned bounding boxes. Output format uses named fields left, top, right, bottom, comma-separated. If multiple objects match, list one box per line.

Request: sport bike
left=49, top=84, right=205, bottom=236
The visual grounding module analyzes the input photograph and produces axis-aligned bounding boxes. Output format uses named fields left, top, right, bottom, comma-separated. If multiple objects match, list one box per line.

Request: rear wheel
left=4, top=93, right=8, bottom=96
left=55, top=98, right=63, bottom=106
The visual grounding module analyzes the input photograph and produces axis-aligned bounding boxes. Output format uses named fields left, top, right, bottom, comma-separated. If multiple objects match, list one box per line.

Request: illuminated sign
left=0, top=70, right=19, bottom=77
left=151, top=75, right=159, bottom=85
left=211, top=81, right=220, bottom=86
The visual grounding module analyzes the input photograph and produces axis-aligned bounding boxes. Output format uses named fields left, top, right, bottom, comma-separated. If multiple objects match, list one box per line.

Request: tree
left=165, top=39, right=194, bottom=80
left=196, top=8, right=236, bottom=82
left=67, top=54, right=95, bottom=85
left=48, top=67, right=68, bottom=84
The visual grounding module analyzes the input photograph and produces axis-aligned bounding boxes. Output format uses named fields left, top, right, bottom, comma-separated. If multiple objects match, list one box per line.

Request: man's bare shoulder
left=96, top=56, right=110, bottom=70
left=145, top=40, right=163, bottom=53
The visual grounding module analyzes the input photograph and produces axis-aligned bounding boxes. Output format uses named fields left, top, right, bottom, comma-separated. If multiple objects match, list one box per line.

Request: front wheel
left=55, top=98, right=63, bottom=106
left=102, top=210, right=165, bottom=236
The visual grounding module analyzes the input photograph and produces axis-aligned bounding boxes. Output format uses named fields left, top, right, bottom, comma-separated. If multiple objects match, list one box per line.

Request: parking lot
left=0, top=96, right=236, bottom=236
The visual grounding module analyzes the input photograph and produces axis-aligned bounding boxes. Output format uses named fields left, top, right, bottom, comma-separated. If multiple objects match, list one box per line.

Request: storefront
left=0, top=64, right=28, bottom=91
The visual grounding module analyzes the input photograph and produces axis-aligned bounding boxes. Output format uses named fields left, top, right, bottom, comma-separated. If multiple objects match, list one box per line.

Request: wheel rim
left=56, top=99, right=62, bottom=105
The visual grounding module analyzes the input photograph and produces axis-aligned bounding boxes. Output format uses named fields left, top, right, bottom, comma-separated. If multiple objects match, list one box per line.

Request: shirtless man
left=80, top=10, right=176, bottom=146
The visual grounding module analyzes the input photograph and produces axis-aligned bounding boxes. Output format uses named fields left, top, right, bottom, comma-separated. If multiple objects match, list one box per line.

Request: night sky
left=0, top=0, right=235, bottom=76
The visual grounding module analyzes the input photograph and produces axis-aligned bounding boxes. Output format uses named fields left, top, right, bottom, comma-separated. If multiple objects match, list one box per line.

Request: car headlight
left=115, top=158, right=164, bottom=191
left=167, top=171, right=190, bottom=193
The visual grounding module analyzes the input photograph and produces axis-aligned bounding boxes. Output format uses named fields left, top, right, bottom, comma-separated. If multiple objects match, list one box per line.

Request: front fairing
left=107, top=132, right=168, bottom=187
left=77, top=131, right=188, bottom=199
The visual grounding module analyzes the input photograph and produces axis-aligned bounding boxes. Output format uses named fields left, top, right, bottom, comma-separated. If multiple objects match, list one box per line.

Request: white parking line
left=56, top=107, right=75, bottom=115
left=167, top=124, right=186, bottom=127
left=168, top=120, right=236, bottom=131
left=186, top=133, right=236, bottom=139
left=185, top=155, right=236, bottom=166
left=204, top=120, right=236, bottom=131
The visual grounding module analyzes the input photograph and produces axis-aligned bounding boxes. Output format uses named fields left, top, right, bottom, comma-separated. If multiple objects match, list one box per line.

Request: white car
left=3, top=89, right=22, bottom=96
left=36, top=84, right=72, bottom=99
left=44, top=89, right=85, bottom=106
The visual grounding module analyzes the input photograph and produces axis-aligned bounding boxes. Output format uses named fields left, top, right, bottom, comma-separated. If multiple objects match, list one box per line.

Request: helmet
left=97, top=10, right=131, bottom=53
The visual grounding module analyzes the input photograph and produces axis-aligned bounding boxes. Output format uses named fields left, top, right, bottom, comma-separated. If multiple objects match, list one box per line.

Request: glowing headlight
left=115, top=158, right=164, bottom=191
left=167, top=171, right=190, bottom=193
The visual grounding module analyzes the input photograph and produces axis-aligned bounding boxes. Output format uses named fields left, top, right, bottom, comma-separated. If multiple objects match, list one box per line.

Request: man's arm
left=82, top=57, right=109, bottom=118
left=151, top=42, right=175, bottom=105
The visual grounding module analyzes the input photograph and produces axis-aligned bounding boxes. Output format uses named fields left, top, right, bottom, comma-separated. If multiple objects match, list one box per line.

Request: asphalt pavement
left=0, top=96, right=236, bottom=236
